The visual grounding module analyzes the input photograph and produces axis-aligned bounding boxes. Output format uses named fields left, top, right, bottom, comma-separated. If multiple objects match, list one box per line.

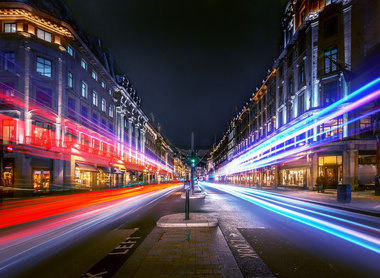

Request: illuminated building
left=211, top=0, right=380, bottom=190
left=0, top=0, right=174, bottom=196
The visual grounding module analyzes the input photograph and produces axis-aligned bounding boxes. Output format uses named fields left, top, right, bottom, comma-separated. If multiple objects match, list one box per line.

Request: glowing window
left=37, top=28, right=52, bottom=42
left=67, top=45, right=74, bottom=56
left=81, top=82, right=87, bottom=98
left=36, top=56, right=52, bottom=77
left=4, top=23, right=16, bottom=33
left=101, top=98, right=106, bottom=112
left=81, top=59, right=87, bottom=70
left=109, top=105, right=114, bottom=118
left=92, top=91, right=98, bottom=106
left=68, top=72, right=73, bottom=87
left=92, top=71, right=97, bottom=80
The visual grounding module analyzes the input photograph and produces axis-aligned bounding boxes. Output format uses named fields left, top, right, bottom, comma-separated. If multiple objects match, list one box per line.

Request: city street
left=1, top=1, right=380, bottom=277
left=201, top=182, right=380, bottom=277
left=1, top=183, right=380, bottom=277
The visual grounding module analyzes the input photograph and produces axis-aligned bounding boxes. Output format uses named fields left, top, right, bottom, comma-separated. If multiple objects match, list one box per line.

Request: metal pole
left=191, top=132, right=194, bottom=195
left=185, top=189, right=189, bottom=220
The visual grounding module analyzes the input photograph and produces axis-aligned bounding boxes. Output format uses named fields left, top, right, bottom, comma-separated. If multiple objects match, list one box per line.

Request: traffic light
left=188, top=152, right=198, bottom=167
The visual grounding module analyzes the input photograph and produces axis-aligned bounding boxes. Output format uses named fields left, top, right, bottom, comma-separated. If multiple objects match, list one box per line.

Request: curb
left=156, top=213, right=218, bottom=227
left=180, top=192, right=206, bottom=199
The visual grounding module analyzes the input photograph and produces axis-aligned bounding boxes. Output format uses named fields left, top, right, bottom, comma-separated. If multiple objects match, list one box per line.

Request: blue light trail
left=202, top=182, right=380, bottom=255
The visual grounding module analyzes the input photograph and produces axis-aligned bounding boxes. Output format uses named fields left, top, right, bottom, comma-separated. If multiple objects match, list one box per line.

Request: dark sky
left=64, top=0, right=287, bottom=149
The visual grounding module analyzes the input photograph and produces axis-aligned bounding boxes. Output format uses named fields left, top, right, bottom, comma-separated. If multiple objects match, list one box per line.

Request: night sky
left=64, top=0, right=287, bottom=149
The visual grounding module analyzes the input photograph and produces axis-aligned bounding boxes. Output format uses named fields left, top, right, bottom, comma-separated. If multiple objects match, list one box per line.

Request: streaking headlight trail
left=216, top=77, right=380, bottom=176
left=202, top=182, right=380, bottom=254
left=0, top=183, right=182, bottom=276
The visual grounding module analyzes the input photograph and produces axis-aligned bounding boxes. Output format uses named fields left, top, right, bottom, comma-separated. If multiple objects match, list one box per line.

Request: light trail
left=0, top=183, right=182, bottom=275
left=0, top=49, right=173, bottom=177
left=202, top=182, right=380, bottom=254
left=234, top=104, right=380, bottom=174
left=216, top=77, right=380, bottom=176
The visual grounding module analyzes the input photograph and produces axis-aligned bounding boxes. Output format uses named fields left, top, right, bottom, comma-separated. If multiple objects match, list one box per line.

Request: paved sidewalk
left=115, top=224, right=243, bottom=278
left=115, top=186, right=380, bottom=278
left=256, top=187, right=380, bottom=215
left=157, top=213, right=218, bottom=228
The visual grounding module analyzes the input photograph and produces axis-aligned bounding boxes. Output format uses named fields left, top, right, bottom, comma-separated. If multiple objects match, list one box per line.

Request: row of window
left=76, top=79, right=114, bottom=117
left=3, top=22, right=113, bottom=94
left=4, top=22, right=53, bottom=42
left=66, top=44, right=112, bottom=95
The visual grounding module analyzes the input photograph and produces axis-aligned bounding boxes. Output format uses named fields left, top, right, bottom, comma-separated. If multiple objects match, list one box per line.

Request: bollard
left=337, top=184, right=351, bottom=203
left=185, top=189, right=190, bottom=220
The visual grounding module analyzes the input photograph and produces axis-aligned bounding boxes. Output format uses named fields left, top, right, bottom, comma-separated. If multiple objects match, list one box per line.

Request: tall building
left=0, top=0, right=174, bottom=196
left=210, top=0, right=380, bottom=189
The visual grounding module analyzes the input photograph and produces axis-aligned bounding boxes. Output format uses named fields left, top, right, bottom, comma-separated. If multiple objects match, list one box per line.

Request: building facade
left=0, top=0, right=175, bottom=196
left=210, top=0, right=380, bottom=190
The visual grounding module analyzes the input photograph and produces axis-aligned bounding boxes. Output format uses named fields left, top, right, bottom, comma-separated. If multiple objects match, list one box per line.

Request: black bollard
left=185, top=189, right=190, bottom=220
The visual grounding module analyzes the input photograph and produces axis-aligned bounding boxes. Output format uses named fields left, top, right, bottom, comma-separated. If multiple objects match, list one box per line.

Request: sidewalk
left=115, top=186, right=380, bottom=278
left=115, top=213, right=243, bottom=278
left=257, top=187, right=380, bottom=215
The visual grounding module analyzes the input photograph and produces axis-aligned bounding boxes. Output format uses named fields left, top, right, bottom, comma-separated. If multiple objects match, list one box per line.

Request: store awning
left=123, top=161, right=145, bottom=172
left=113, top=168, right=123, bottom=174
left=97, top=166, right=111, bottom=173
left=76, top=163, right=99, bottom=172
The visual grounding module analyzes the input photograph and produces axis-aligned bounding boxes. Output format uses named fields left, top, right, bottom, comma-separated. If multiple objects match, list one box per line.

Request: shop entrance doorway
left=33, top=170, right=50, bottom=191
left=323, top=166, right=339, bottom=189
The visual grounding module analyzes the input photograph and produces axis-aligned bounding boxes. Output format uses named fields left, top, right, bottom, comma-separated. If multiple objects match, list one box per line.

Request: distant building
left=0, top=0, right=175, bottom=196
left=210, top=0, right=380, bottom=189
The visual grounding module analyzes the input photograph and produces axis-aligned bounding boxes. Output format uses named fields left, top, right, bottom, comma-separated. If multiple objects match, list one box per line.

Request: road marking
left=225, top=229, right=260, bottom=259
left=83, top=271, right=108, bottom=277
left=82, top=228, right=146, bottom=278
left=109, top=237, right=141, bottom=255
left=221, top=226, right=273, bottom=277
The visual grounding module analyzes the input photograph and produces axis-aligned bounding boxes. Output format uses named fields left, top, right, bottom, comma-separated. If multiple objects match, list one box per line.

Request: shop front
left=97, top=166, right=111, bottom=188
left=32, top=158, right=52, bottom=193
left=75, top=162, right=98, bottom=189
left=279, top=167, right=307, bottom=187
left=358, top=151, right=377, bottom=188
left=113, top=168, right=124, bottom=187
left=33, top=170, right=50, bottom=192
left=2, top=158, right=14, bottom=196
left=318, top=155, right=342, bottom=189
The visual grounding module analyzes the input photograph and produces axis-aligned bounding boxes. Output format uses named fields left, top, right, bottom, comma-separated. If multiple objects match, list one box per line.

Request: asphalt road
left=1, top=185, right=184, bottom=278
left=201, top=182, right=380, bottom=278
left=3, top=182, right=380, bottom=277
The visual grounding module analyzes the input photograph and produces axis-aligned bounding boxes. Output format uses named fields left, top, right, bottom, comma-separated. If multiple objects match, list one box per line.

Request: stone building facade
left=210, top=0, right=380, bottom=190
left=0, top=0, right=175, bottom=196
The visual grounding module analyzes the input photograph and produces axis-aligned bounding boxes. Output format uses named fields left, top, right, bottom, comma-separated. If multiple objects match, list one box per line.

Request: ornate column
left=343, top=144, right=358, bottom=187
left=120, top=113, right=125, bottom=155
left=311, top=18, right=319, bottom=108
left=56, top=56, right=63, bottom=146
left=128, top=117, right=134, bottom=161
left=53, top=55, right=64, bottom=187
left=140, top=127, right=146, bottom=162
left=24, top=44, right=31, bottom=143
left=134, top=122, right=140, bottom=155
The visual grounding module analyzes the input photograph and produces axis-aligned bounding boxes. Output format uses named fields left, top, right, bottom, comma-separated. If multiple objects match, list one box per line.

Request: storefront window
left=34, top=170, right=50, bottom=191
left=318, top=155, right=342, bottom=188
left=280, top=168, right=306, bottom=187
left=2, top=160, right=14, bottom=196
left=75, top=169, right=91, bottom=187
